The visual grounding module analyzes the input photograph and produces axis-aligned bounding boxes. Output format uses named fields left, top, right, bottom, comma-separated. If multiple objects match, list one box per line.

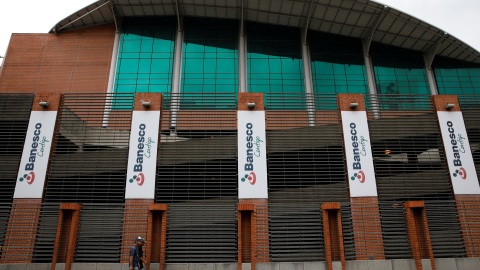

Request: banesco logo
left=447, top=121, right=467, bottom=180
left=447, top=121, right=463, bottom=167
left=349, top=122, right=366, bottom=183
left=350, top=171, right=365, bottom=183
left=129, top=123, right=154, bottom=186
left=129, top=173, right=145, bottom=186
left=241, top=172, right=256, bottom=185
left=19, top=172, right=35, bottom=185
left=453, top=168, right=467, bottom=180
left=19, top=123, right=44, bottom=185
left=242, top=122, right=259, bottom=185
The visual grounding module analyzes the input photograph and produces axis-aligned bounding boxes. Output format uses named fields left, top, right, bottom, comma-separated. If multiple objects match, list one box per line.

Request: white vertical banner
left=237, top=111, right=268, bottom=199
left=125, top=110, right=161, bottom=199
left=437, top=111, right=480, bottom=194
left=341, top=111, right=378, bottom=197
left=14, top=111, right=57, bottom=199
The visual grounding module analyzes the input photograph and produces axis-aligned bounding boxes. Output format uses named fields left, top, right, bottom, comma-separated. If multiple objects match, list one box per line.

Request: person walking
left=129, top=237, right=146, bottom=270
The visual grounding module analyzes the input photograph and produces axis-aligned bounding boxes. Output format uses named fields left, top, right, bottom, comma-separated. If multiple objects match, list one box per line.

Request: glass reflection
left=181, top=18, right=238, bottom=93
left=309, top=31, right=367, bottom=94
left=370, top=43, right=430, bottom=95
left=433, top=56, right=480, bottom=95
left=247, top=22, right=304, bottom=94
left=114, top=17, right=176, bottom=93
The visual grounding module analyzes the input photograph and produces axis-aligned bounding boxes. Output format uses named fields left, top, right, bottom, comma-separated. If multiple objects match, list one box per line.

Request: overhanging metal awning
left=51, top=0, right=480, bottom=64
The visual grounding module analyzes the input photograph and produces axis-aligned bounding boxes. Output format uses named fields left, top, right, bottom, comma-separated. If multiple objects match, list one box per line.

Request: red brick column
left=403, top=201, right=436, bottom=270
left=337, top=93, right=385, bottom=260
left=455, top=194, right=480, bottom=256
left=350, top=197, right=385, bottom=260
left=322, top=203, right=345, bottom=270
left=121, top=199, right=153, bottom=263
left=238, top=93, right=270, bottom=269
left=1, top=93, right=61, bottom=263
left=147, top=204, right=168, bottom=270
left=432, top=95, right=480, bottom=257
left=51, top=203, right=82, bottom=270
left=1, top=199, right=42, bottom=263
left=238, top=204, right=254, bottom=270
left=122, top=93, right=163, bottom=264
left=238, top=199, right=269, bottom=270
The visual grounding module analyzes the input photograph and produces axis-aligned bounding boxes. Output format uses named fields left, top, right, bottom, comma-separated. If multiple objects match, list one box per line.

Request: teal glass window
left=370, top=43, right=430, bottom=95
left=247, top=22, right=304, bottom=94
left=309, top=31, right=367, bottom=94
left=181, top=18, right=238, bottom=93
left=433, top=56, right=480, bottom=95
left=114, top=17, right=176, bottom=93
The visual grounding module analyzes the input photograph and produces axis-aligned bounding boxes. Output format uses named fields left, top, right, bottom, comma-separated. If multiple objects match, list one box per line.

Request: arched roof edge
left=49, top=0, right=480, bottom=64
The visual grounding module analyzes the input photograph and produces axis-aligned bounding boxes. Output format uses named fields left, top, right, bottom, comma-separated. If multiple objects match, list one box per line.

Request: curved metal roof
left=51, top=0, right=480, bottom=64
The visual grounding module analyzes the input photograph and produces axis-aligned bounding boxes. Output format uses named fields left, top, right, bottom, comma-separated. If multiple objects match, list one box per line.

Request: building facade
left=1, top=1, right=480, bottom=270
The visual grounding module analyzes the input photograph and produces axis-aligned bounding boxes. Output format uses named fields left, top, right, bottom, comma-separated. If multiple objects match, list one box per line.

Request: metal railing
left=44, top=93, right=135, bottom=204
left=0, top=94, right=34, bottom=203
left=458, top=95, right=480, bottom=179
left=265, top=93, right=348, bottom=204
left=365, top=94, right=460, bottom=259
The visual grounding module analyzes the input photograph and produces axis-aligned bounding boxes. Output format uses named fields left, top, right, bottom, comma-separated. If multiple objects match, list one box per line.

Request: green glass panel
left=138, top=59, right=152, bottom=74
left=114, top=17, right=176, bottom=94
left=371, top=43, right=430, bottom=95
left=181, top=17, right=238, bottom=94
left=122, top=40, right=141, bottom=52
left=433, top=56, right=480, bottom=95
left=119, top=59, right=139, bottom=74
left=247, top=22, right=304, bottom=94
left=309, top=31, right=367, bottom=94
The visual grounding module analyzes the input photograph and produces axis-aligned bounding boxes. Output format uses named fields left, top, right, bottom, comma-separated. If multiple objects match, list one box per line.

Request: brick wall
left=403, top=201, right=436, bottom=270
left=0, top=24, right=115, bottom=94
left=455, top=195, right=480, bottom=257
left=239, top=198, right=270, bottom=269
left=147, top=204, right=168, bottom=270
left=350, top=197, right=385, bottom=260
left=321, top=203, right=346, bottom=270
left=121, top=199, right=153, bottom=263
left=1, top=198, right=42, bottom=263
left=51, top=203, right=82, bottom=270
left=337, top=94, right=385, bottom=261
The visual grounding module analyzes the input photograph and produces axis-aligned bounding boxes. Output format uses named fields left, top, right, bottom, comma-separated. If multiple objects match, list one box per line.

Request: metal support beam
left=57, top=1, right=111, bottom=32
left=302, top=0, right=315, bottom=45
left=301, top=29, right=316, bottom=126
left=362, top=42, right=380, bottom=119
left=362, top=6, right=388, bottom=56
left=239, top=0, right=247, bottom=93
left=102, top=19, right=122, bottom=128
left=170, top=11, right=184, bottom=135
left=424, top=33, right=447, bottom=69
left=423, top=33, right=446, bottom=96
left=175, top=0, right=181, bottom=32
left=108, top=1, right=120, bottom=33
left=424, top=54, right=439, bottom=95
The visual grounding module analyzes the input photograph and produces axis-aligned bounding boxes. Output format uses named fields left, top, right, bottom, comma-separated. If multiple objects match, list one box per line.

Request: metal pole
left=423, top=54, right=439, bottom=95
left=301, top=29, right=315, bottom=126
left=170, top=18, right=184, bottom=136
left=362, top=42, right=380, bottom=119
left=238, top=0, right=247, bottom=93
left=103, top=25, right=122, bottom=128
